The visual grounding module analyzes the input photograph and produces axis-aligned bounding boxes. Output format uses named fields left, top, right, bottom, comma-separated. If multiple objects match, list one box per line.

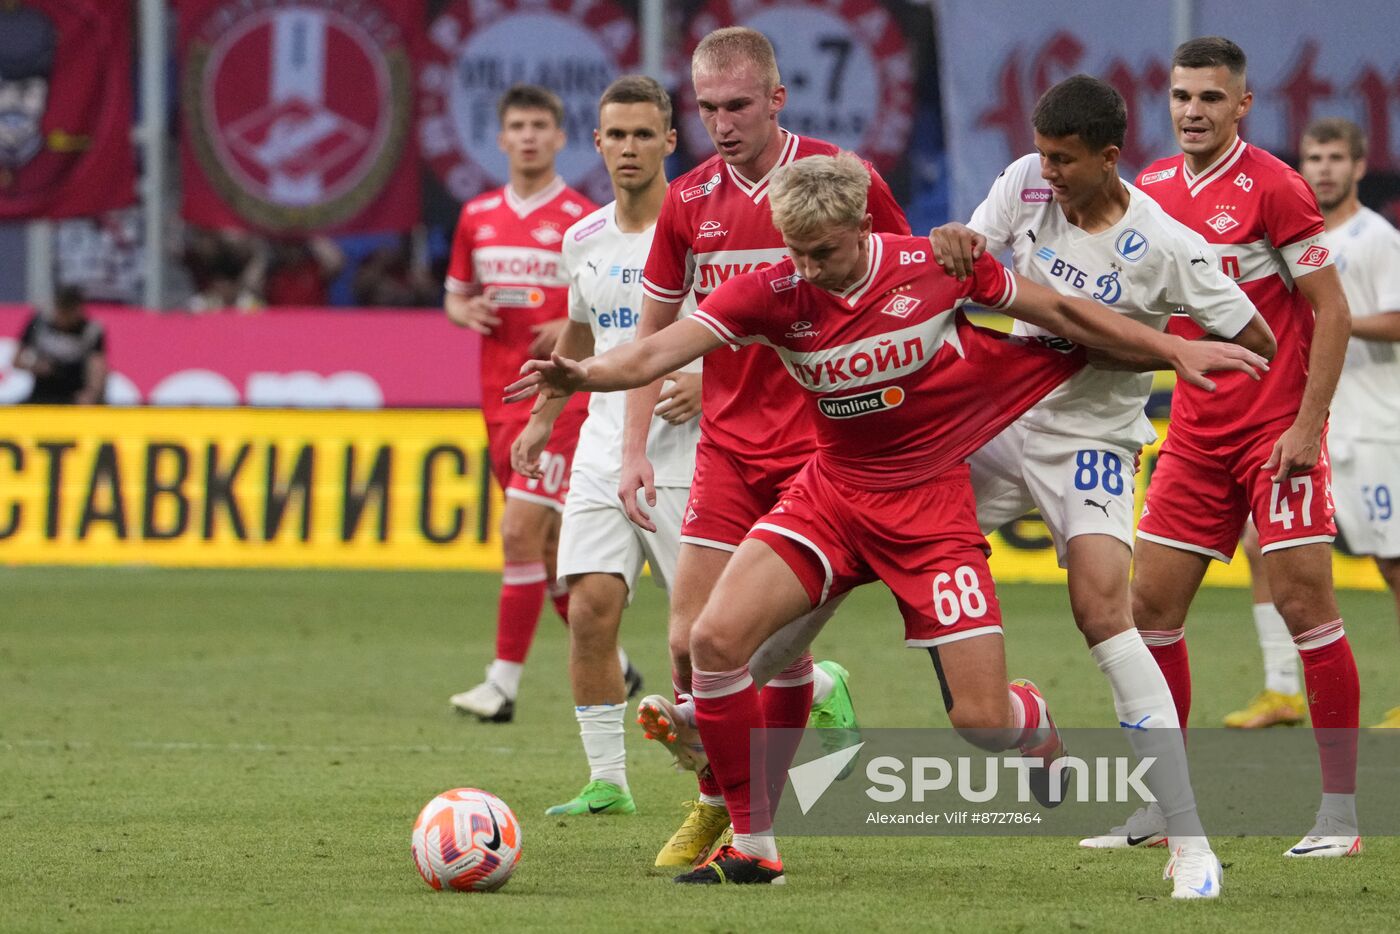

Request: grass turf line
left=1, top=568, right=1395, bottom=933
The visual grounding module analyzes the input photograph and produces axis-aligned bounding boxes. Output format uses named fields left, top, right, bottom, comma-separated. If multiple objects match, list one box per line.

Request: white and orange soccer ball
left=411, top=788, right=522, bottom=892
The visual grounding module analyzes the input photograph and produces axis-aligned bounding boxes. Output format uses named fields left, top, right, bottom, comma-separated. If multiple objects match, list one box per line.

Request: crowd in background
left=52, top=209, right=448, bottom=311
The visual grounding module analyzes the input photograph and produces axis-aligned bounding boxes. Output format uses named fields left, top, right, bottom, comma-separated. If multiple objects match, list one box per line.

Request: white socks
left=487, top=659, right=523, bottom=700
left=1091, top=629, right=1207, bottom=844
left=575, top=703, right=628, bottom=789
left=1253, top=603, right=1300, bottom=695
left=811, top=663, right=835, bottom=705
left=732, top=832, right=778, bottom=861
left=1317, top=792, right=1359, bottom=830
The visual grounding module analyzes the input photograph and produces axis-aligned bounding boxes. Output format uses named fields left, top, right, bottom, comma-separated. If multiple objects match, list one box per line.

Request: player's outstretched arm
left=511, top=321, right=594, bottom=479
left=619, top=295, right=685, bottom=528
left=1349, top=310, right=1400, bottom=341
left=1005, top=272, right=1269, bottom=391
left=1264, top=265, right=1352, bottom=480
left=1087, top=312, right=1276, bottom=373
left=503, top=318, right=721, bottom=402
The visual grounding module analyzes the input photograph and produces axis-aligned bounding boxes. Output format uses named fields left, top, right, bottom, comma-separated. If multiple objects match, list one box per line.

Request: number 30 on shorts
left=1073, top=450, right=1125, bottom=495
left=525, top=452, right=568, bottom=495
left=932, top=565, right=989, bottom=626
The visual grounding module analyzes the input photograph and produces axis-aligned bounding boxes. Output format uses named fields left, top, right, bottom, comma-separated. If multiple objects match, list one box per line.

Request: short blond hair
left=692, top=27, right=780, bottom=90
left=770, top=152, right=870, bottom=239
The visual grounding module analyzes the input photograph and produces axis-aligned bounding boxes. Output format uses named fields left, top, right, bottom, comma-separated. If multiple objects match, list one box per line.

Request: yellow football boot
left=1222, top=690, right=1306, bottom=728
left=1370, top=706, right=1400, bottom=729
left=655, top=800, right=730, bottom=868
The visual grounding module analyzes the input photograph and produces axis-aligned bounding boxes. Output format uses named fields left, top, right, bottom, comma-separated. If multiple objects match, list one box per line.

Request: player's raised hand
left=502, top=353, right=588, bottom=403
left=655, top=370, right=702, bottom=425
left=1171, top=340, right=1269, bottom=391
left=509, top=419, right=552, bottom=479
left=445, top=293, right=501, bottom=334
left=617, top=451, right=657, bottom=533
left=928, top=222, right=986, bottom=281
left=1262, top=423, right=1323, bottom=482
left=527, top=318, right=569, bottom=358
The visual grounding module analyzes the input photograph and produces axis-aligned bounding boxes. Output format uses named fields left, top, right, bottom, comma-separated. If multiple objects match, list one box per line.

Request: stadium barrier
left=0, top=407, right=502, bottom=569
left=0, top=304, right=483, bottom=408
left=0, top=407, right=1383, bottom=588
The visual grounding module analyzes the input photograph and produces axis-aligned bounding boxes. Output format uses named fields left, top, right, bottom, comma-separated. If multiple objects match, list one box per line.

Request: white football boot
left=449, top=678, right=514, bottom=723
left=1286, top=815, right=1362, bottom=858
left=1163, top=845, right=1222, bottom=899
left=1078, top=801, right=1168, bottom=849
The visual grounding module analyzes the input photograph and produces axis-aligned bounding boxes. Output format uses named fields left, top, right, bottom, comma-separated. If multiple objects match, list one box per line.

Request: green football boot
left=808, top=660, right=861, bottom=779
left=544, top=779, right=637, bottom=816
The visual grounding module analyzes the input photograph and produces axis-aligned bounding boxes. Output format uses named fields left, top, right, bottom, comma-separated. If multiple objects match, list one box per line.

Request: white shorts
left=555, top=468, right=689, bottom=601
left=1329, top=438, right=1400, bottom=559
left=971, top=421, right=1139, bottom=568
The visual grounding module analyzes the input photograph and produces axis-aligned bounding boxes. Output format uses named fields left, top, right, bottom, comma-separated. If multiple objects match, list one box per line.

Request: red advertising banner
left=0, top=305, right=482, bottom=409
left=418, top=0, right=639, bottom=207
left=178, top=0, right=422, bottom=234
left=0, top=1, right=136, bottom=220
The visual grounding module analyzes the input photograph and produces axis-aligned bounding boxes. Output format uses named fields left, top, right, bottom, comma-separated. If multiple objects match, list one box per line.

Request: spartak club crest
left=182, top=0, right=412, bottom=232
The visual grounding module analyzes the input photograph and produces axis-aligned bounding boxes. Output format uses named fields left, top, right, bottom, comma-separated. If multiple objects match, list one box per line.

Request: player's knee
left=1270, top=588, right=1315, bottom=629
left=688, top=615, right=746, bottom=671
left=946, top=694, right=1013, bottom=738
left=500, top=512, right=548, bottom=560
left=566, top=585, right=621, bottom=638
left=1074, top=608, right=1131, bottom=645
left=1269, top=573, right=1333, bottom=627
left=569, top=617, right=618, bottom=659
left=667, top=630, right=692, bottom=670
left=1130, top=589, right=1165, bottom=631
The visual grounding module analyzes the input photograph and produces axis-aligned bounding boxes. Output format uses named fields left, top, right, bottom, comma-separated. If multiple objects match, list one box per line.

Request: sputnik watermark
left=767, top=727, right=1399, bottom=836
left=788, top=743, right=1155, bottom=815
left=867, top=755, right=1156, bottom=805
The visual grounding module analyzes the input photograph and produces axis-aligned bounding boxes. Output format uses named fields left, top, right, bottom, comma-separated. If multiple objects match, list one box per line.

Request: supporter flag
left=0, top=1, right=136, bottom=220
left=178, top=0, right=422, bottom=234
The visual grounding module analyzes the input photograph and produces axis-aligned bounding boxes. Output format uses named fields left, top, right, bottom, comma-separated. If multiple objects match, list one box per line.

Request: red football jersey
left=1136, top=138, right=1334, bottom=440
left=642, top=132, right=910, bottom=467
left=446, top=177, right=596, bottom=424
left=691, top=235, right=1085, bottom=491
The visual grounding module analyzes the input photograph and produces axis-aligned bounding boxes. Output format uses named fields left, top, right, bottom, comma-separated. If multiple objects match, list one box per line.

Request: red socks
left=1295, top=621, right=1360, bottom=794
left=494, top=561, right=548, bottom=663
left=1141, top=628, right=1192, bottom=729
left=693, top=666, right=768, bottom=834
left=760, top=653, right=814, bottom=813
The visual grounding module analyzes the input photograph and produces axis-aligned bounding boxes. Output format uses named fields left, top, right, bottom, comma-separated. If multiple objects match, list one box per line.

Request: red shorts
left=746, top=461, right=1003, bottom=647
left=486, top=408, right=587, bottom=512
left=1137, top=421, right=1336, bottom=561
left=679, top=437, right=808, bottom=550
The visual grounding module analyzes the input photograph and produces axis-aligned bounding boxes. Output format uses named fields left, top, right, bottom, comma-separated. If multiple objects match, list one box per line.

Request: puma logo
left=1190, top=257, right=1208, bottom=266
left=1026, top=230, right=1037, bottom=243
left=1083, top=498, right=1110, bottom=517
left=586, top=259, right=600, bottom=274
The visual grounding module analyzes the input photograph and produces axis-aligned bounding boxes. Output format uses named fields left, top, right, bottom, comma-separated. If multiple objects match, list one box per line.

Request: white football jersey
left=1328, top=206, right=1400, bottom=441
left=563, top=203, right=700, bottom=486
left=971, top=153, right=1257, bottom=447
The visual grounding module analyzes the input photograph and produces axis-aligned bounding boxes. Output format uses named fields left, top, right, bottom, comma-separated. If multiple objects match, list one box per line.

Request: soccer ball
left=411, top=788, right=522, bottom=892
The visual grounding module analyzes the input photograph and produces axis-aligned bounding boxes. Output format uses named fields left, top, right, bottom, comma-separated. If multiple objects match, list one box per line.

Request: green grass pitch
left=2, top=568, right=1397, bottom=932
